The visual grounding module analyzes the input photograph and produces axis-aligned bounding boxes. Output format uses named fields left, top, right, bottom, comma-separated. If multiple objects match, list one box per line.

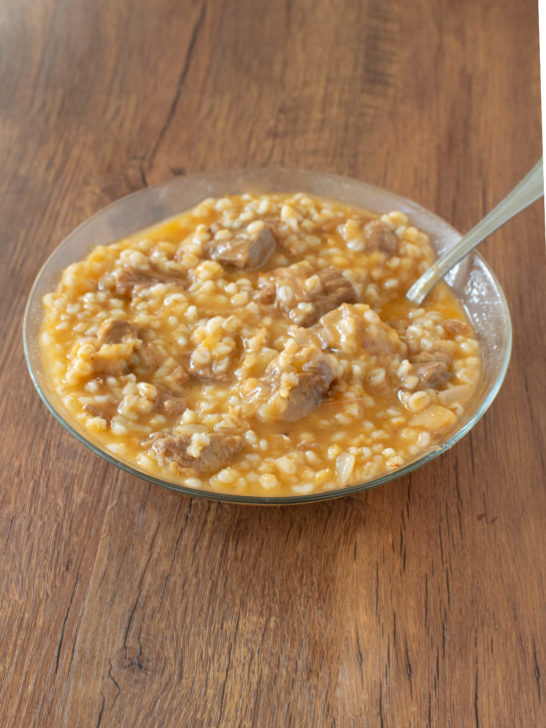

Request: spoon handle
left=406, top=158, right=544, bottom=305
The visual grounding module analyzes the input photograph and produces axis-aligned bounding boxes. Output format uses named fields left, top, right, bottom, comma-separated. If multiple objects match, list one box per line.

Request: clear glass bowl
left=23, top=169, right=512, bottom=504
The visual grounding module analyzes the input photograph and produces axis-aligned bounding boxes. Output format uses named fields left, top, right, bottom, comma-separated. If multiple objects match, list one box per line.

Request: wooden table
left=1, top=0, right=544, bottom=725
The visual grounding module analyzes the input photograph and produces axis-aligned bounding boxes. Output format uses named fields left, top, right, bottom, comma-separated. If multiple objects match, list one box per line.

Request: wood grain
left=0, top=0, right=544, bottom=725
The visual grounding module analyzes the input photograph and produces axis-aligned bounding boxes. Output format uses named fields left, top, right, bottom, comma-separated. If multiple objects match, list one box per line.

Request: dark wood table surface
left=1, top=0, right=544, bottom=725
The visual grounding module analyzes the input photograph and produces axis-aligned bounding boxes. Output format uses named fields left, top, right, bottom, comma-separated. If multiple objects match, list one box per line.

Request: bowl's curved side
left=23, top=168, right=512, bottom=504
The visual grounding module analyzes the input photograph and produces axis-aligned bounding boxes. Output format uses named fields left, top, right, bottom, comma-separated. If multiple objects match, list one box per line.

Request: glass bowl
left=23, top=168, right=512, bottom=504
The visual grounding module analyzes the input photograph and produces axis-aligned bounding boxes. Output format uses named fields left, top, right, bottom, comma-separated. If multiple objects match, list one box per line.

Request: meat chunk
left=443, top=318, right=471, bottom=338
left=257, top=261, right=357, bottom=327
left=132, top=342, right=163, bottom=377
left=318, top=303, right=404, bottom=357
left=410, top=360, right=451, bottom=389
left=208, top=222, right=277, bottom=269
left=91, top=318, right=142, bottom=377
left=242, top=345, right=337, bottom=423
left=150, top=432, right=244, bottom=475
left=282, top=356, right=335, bottom=422
left=363, top=220, right=399, bottom=255
left=317, top=267, right=359, bottom=319
left=96, top=319, right=138, bottom=346
left=83, top=400, right=118, bottom=422
left=154, top=388, right=186, bottom=418
left=409, top=351, right=452, bottom=389
left=106, top=266, right=188, bottom=297
left=112, top=269, right=156, bottom=296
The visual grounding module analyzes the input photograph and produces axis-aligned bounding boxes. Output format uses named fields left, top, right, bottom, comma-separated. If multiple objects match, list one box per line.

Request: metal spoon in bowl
left=406, top=159, right=544, bottom=305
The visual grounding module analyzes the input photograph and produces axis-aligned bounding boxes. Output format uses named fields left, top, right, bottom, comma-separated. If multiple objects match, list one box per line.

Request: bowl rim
left=23, top=167, right=512, bottom=505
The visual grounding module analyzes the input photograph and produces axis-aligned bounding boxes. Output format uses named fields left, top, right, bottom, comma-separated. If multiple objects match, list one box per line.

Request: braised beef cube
left=443, top=319, right=471, bottom=338
left=112, top=269, right=156, bottom=296
left=309, top=267, right=359, bottom=325
left=282, top=355, right=335, bottom=422
left=154, top=388, right=186, bottom=418
left=412, top=360, right=451, bottom=388
left=363, top=220, right=399, bottom=254
left=91, top=319, right=141, bottom=377
left=209, top=222, right=277, bottom=269
left=83, top=400, right=118, bottom=422
left=409, top=351, right=452, bottom=389
left=244, top=347, right=336, bottom=423
left=110, top=266, right=187, bottom=297
left=257, top=262, right=357, bottom=327
left=318, top=303, right=404, bottom=357
left=151, top=432, right=244, bottom=475
left=134, top=343, right=163, bottom=376
left=96, top=319, right=138, bottom=346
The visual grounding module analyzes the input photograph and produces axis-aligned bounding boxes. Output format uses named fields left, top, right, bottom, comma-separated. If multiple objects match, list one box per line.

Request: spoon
left=406, top=159, right=544, bottom=305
